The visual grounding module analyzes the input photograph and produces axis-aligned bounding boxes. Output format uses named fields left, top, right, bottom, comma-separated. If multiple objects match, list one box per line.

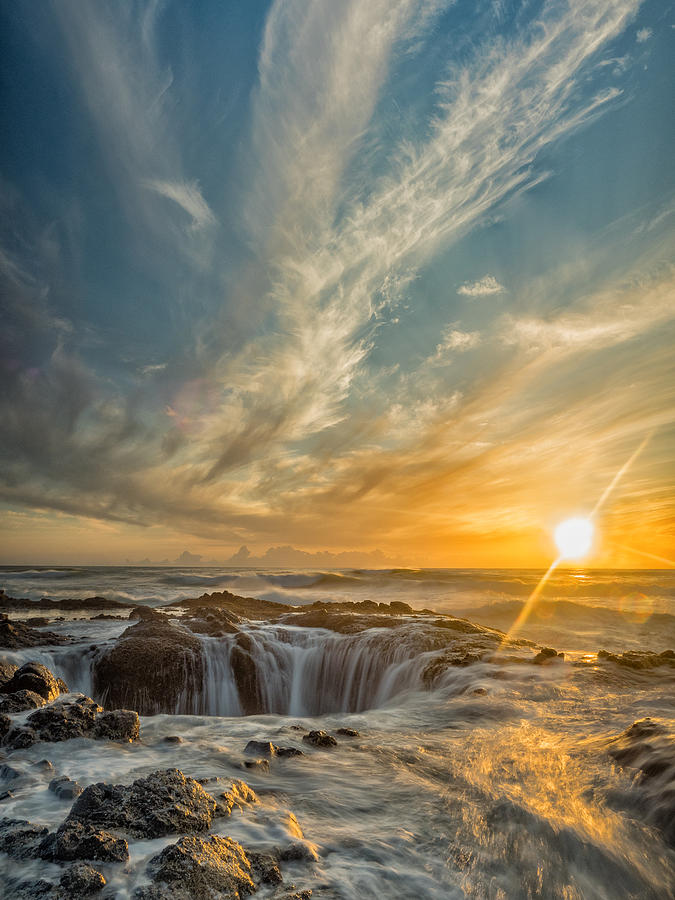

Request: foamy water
left=1, top=566, right=674, bottom=898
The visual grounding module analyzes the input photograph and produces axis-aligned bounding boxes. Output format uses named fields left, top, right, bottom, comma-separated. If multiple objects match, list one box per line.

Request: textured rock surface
left=0, top=662, right=66, bottom=702
left=302, top=730, right=337, bottom=749
left=59, top=863, right=106, bottom=894
left=144, top=834, right=257, bottom=900
left=0, top=817, right=49, bottom=859
left=49, top=775, right=83, bottom=800
left=182, top=606, right=241, bottom=636
left=2, top=694, right=139, bottom=748
left=0, top=614, right=68, bottom=649
left=93, top=619, right=203, bottom=714
left=0, top=689, right=46, bottom=713
left=67, top=768, right=216, bottom=838
left=40, top=820, right=130, bottom=862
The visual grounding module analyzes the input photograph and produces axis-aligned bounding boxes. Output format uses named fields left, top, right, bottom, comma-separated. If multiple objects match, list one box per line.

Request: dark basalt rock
left=245, top=739, right=277, bottom=757
left=0, top=817, right=49, bottom=859
left=93, top=618, right=203, bottom=714
left=2, top=694, right=140, bottom=747
left=0, top=590, right=127, bottom=612
left=302, top=730, right=337, bottom=749
left=59, top=863, right=106, bottom=894
left=0, top=689, right=46, bottom=713
left=0, top=662, right=66, bottom=702
left=336, top=727, right=359, bottom=737
left=597, top=649, right=675, bottom=669
left=231, top=633, right=263, bottom=715
left=247, top=849, right=283, bottom=885
left=40, top=820, right=129, bottom=862
left=244, top=758, right=270, bottom=773
left=0, top=661, right=18, bottom=684
left=128, top=605, right=166, bottom=622
left=67, top=768, right=216, bottom=839
left=49, top=775, right=83, bottom=800
left=182, top=606, right=241, bottom=636
left=0, top=614, right=69, bottom=649
left=532, top=647, right=564, bottom=664
left=0, top=714, right=10, bottom=740
left=143, top=834, right=257, bottom=900
left=608, top=718, right=675, bottom=846
left=168, top=590, right=292, bottom=619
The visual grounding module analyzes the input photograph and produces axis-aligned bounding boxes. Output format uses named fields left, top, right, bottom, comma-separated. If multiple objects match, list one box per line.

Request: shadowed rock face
left=181, top=606, right=241, bottom=636
left=0, top=615, right=68, bottom=649
left=66, top=769, right=216, bottom=839
left=93, top=619, right=204, bottom=715
left=1, top=693, right=139, bottom=749
left=608, top=718, right=675, bottom=847
left=597, top=649, right=675, bottom=669
left=142, top=835, right=257, bottom=900
left=0, top=590, right=126, bottom=612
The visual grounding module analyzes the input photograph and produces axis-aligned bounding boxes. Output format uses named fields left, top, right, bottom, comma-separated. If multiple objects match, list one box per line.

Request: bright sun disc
left=554, top=517, right=594, bottom=559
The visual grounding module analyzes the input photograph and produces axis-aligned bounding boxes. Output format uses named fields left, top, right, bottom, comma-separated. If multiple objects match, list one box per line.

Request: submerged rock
left=245, top=740, right=302, bottom=759
left=49, top=775, right=83, bottom=800
left=93, top=619, right=203, bottom=714
left=0, top=662, right=66, bottom=702
left=67, top=768, right=216, bottom=839
left=142, top=834, right=257, bottom=900
left=336, top=728, right=359, bottom=737
left=302, top=730, right=337, bottom=749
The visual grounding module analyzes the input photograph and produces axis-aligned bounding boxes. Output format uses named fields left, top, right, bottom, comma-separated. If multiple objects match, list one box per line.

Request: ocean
left=1, top=566, right=673, bottom=898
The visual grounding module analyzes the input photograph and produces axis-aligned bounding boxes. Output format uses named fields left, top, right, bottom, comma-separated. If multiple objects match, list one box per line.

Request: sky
left=1, top=0, right=674, bottom=568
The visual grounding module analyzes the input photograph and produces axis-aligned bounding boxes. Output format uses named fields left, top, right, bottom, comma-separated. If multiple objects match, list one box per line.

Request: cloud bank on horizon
left=1, top=0, right=673, bottom=566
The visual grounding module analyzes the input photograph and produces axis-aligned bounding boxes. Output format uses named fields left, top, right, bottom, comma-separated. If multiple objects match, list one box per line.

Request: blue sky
left=1, top=0, right=673, bottom=566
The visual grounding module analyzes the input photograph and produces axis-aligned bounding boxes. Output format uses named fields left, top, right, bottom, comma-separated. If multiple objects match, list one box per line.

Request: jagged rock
left=214, top=779, right=258, bottom=817
left=278, top=841, right=319, bottom=863
left=532, top=647, right=564, bottom=664
left=93, top=619, right=203, bottom=715
left=49, top=775, right=83, bottom=800
left=244, top=739, right=302, bottom=759
left=168, top=590, right=292, bottom=619
left=0, top=714, right=10, bottom=740
left=247, top=849, right=283, bottom=885
left=597, top=649, right=675, bottom=669
left=336, top=728, right=359, bottom=737
left=2, top=694, right=139, bottom=747
left=59, top=863, right=106, bottom=894
left=40, top=820, right=129, bottom=862
left=182, top=606, right=241, bottom=636
left=144, top=834, right=257, bottom=899
left=0, top=689, right=46, bottom=713
left=0, top=817, right=49, bottom=858
left=0, top=591, right=126, bottom=611
left=0, top=614, right=68, bottom=649
left=0, top=662, right=66, bottom=701
left=0, top=661, right=18, bottom=684
left=67, top=768, right=216, bottom=839
left=302, top=730, right=337, bottom=748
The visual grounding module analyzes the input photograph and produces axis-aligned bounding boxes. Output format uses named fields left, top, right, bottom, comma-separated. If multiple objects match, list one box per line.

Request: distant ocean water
left=1, top=566, right=674, bottom=897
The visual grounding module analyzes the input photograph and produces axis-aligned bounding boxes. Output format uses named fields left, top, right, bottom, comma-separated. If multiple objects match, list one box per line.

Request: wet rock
left=245, top=739, right=277, bottom=757
left=278, top=842, right=319, bottom=863
left=163, top=734, right=183, bottom=744
left=244, top=758, right=270, bottom=774
left=532, top=647, right=564, bottom=664
left=182, top=606, right=241, bottom=636
left=144, top=834, right=257, bottom=899
left=248, top=849, right=283, bottom=885
left=2, top=694, right=139, bottom=747
left=0, top=763, right=22, bottom=781
left=0, top=713, right=10, bottom=740
left=336, top=727, right=359, bottom=737
left=0, top=817, right=49, bottom=858
left=129, top=604, right=166, bottom=621
left=33, top=759, right=54, bottom=772
left=214, top=779, right=259, bottom=817
left=0, top=661, right=18, bottom=684
left=59, top=863, right=106, bottom=894
left=231, top=633, right=263, bottom=715
left=49, top=775, right=83, bottom=800
left=302, top=730, right=337, bottom=749
left=168, top=590, right=292, bottom=619
left=0, top=614, right=68, bottom=649
left=608, top=718, right=675, bottom=846
left=40, top=820, right=129, bottom=863
left=0, top=689, right=46, bottom=713
left=597, top=649, right=675, bottom=669
left=0, top=592, right=126, bottom=612
left=67, top=768, right=216, bottom=838
left=0, top=662, right=66, bottom=701
left=93, top=618, right=204, bottom=715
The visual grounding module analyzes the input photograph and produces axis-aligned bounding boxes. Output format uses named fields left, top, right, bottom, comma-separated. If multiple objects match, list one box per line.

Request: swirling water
left=1, top=566, right=674, bottom=898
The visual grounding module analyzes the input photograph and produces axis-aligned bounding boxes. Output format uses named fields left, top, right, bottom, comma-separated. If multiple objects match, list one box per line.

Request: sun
left=554, top=517, right=594, bottom=560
